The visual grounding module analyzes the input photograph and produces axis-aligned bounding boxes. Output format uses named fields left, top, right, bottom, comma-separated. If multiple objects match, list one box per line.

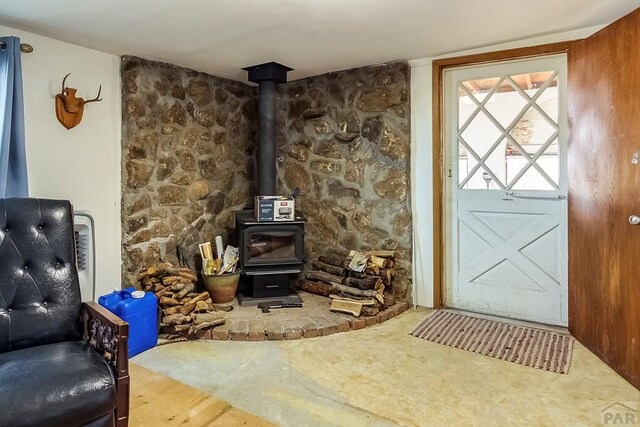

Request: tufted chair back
left=0, top=198, right=82, bottom=353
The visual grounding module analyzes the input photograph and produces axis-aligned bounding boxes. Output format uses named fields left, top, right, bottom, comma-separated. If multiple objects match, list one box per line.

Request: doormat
left=410, top=310, right=574, bottom=374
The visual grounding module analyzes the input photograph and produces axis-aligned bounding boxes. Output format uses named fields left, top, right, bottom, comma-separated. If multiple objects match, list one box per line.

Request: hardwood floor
left=129, top=364, right=275, bottom=426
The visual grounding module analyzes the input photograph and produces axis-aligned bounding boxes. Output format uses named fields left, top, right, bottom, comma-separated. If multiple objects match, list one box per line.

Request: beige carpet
left=411, top=310, right=574, bottom=374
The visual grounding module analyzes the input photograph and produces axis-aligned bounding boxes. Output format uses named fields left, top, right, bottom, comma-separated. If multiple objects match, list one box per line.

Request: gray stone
left=127, top=214, right=148, bottom=233
left=284, top=162, right=312, bottom=193
left=344, top=159, right=365, bottom=185
left=327, top=180, right=360, bottom=199
left=361, top=115, right=383, bottom=143
left=215, top=88, right=228, bottom=104
left=287, top=145, right=309, bottom=162
left=170, top=171, right=194, bottom=185
left=124, top=99, right=145, bottom=120
left=334, top=132, right=359, bottom=143
left=126, top=195, right=151, bottom=216
left=302, top=107, right=327, bottom=119
left=357, top=89, right=403, bottom=112
left=197, top=107, right=217, bottom=127
left=310, top=160, right=340, bottom=174
left=199, top=157, right=218, bottom=179
left=289, top=98, right=312, bottom=119
left=206, top=190, right=226, bottom=215
left=186, top=79, right=213, bottom=106
left=176, top=150, right=196, bottom=171
left=373, top=170, right=408, bottom=202
left=171, top=85, right=186, bottom=100
left=313, top=120, right=333, bottom=135
left=165, top=103, right=187, bottom=126
left=157, top=157, right=177, bottom=181
left=187, top=180, right=210, bottom=201
left=125, top=161, right=154, bottom=189
left=379, top=126, right=409, bottom=162
left=313, top=140, right=342, bottom=159
left=158, top=185, right=188, bottom=206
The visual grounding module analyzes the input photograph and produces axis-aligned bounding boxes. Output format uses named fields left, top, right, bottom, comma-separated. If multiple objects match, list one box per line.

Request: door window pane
left=458, top=71, right=559, bottom=191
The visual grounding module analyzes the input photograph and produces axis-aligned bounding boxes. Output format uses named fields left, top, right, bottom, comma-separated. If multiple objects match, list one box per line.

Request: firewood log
left=299, top=279, right=334, bottom=297
left=306, top=270, right=344, bottom=286
left=349, top=250, right=396, bottom=259
left=194, top=301, right=210, bottom=312
left=173, top=324, right=191, bottom=332
left=170, top=282, right=187, bottom=292
left=156, top=288, right=173, bottom=298
left=342, top=276, right=381, bottom=290
left=348, top=270, right=367, bottom=279
left=162, top=276, right=183, bottom=286
left=329, top=294, right=376, bottom=306
left=142, top=277, right=156, bottom=288
left=148, top=262, right=178, bottom=278
left=312, top=261, right=347, bottom=277
left=178, top=270, right=198, bottom=282
left=163, top=306, right=180, bottom=316
left=175, top=283, right=195, bottom=300
left=330, top=299, right=362, bottom=317
left=179, top=292, right=210, bottom=316
left=333, top=284, right=378, bottom=298
left=317, top=256, right=350, bottom=268
left=163, top=313, right=191, bottom=325
left=191, top=311, right=227, bottom=325
left=151, top=283, right=166, bottom=293
left=369, top=255, right=391, bottom=269
left=380, top=268, right=395, bottom=286
left=365, top=265, right=380, bottom=276
left=364, top=250, right=396, bottom=259
left=159, top=296, right=180, bottom=307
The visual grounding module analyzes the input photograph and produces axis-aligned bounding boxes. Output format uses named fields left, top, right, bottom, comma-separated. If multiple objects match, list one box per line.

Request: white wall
left=409, top=26, right=602, bottom=307
left=0, top=24, right=122, bottom=300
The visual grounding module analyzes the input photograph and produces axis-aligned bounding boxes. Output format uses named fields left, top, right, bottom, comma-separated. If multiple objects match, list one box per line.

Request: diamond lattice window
left=457, top=71, right=559, bottom=190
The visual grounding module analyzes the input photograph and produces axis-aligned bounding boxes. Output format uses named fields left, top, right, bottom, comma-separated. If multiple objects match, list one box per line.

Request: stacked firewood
left=298, top=250, right=397, bottom=317
left=137, top=262, right=227, bottom=336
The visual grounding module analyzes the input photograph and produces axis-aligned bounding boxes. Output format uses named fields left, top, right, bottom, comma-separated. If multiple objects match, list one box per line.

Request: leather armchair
left=0, top=198, right=129, bottom=427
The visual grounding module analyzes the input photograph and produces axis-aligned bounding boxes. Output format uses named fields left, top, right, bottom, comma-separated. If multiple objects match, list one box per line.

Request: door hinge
left=447, top=169, right=452, bottom=178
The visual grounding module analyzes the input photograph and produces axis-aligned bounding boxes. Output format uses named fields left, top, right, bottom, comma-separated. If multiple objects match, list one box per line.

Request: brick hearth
left=187, top=292, right=411, bottom=341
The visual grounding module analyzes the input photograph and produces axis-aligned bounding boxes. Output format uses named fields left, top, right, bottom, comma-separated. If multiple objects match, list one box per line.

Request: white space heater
left=74, top=211, right=96, bottom=301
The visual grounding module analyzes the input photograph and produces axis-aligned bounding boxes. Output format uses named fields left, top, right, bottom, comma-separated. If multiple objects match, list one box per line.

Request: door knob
left=629, top=215, right=640, bottom=225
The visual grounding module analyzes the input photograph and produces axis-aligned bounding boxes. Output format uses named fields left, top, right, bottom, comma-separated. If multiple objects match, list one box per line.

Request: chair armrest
left=82, top=301, right=129, bottom=378
left=82, top=302, right=130, bottom=426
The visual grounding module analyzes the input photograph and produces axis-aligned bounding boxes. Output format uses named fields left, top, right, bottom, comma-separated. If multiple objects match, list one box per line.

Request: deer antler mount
left=55, top=73, right=103, bottom=129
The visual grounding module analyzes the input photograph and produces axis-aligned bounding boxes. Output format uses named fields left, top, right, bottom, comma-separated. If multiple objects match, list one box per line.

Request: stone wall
left=275, top=62, right=412, bottom=300
left=120, top=58, right=412, bottom=300
left=120, top=56, right=257, bottom=285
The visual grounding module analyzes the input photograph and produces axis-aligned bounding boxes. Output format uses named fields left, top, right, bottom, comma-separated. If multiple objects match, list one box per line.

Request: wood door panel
left=568, top=7, right=640, bottom=389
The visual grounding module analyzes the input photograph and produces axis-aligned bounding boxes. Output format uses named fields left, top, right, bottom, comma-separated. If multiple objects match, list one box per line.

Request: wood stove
left=236, top=210, right=305, bottom=298
left=235, top=62, right=305, bottom=302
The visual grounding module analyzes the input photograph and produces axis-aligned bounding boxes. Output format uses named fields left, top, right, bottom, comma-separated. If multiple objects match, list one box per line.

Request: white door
left=444, top=55, right=568, bottom=326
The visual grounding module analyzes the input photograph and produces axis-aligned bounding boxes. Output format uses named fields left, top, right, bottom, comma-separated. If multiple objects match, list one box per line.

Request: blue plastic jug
left=98, top=288, right=158, bottom=358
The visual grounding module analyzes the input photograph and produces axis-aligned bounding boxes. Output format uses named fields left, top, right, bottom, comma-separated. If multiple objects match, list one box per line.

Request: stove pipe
left=243, top=62, right=293, bottom=196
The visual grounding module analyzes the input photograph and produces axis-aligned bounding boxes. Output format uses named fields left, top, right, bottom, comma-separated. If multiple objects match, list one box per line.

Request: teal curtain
left=0, top=36, right=28, bottom=197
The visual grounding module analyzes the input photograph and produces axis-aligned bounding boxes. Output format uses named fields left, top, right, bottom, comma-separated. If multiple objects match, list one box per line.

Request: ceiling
left=0, top=0, right=638, bottom=83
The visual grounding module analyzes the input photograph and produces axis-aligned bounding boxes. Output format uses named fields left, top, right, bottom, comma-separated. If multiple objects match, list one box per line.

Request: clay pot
left=202, top=271, right=241, bottom=304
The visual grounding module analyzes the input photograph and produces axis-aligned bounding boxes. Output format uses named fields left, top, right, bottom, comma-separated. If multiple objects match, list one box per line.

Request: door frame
left=431, top=41, right=577, bottom=308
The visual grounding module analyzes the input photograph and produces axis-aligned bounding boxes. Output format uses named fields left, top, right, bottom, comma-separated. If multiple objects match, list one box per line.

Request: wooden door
left=444, top=57, right=569, bottom=326
left=568, top=8, right=640, bottom=389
